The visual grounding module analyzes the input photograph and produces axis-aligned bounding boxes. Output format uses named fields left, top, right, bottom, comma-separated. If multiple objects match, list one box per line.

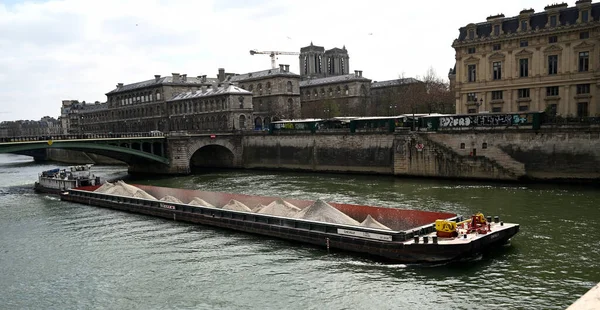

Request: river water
left=0, top=153, right=598, bottom=309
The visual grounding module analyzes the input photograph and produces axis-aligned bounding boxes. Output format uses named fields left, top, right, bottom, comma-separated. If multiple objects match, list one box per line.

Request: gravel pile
left=94, top=181, right=156, bottom=200
left=257, top=198, right=301, bottom=217
left=295, top=199, right=360, bottom=226
left=222, top=199, right=252, bottom=212
left=159, top=195, right=183, bottom=204
left=188, top=197, right=216, bottom=208
left=360, top=215, right=391, bottom=230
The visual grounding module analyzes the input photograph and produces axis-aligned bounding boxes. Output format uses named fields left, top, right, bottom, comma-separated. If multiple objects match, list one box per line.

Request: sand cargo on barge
left=60, top=183, right=519, bottom=263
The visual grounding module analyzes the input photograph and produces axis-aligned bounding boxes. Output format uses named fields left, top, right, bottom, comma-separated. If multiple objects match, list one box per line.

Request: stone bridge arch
left=186, top=137, right=243, bottom=172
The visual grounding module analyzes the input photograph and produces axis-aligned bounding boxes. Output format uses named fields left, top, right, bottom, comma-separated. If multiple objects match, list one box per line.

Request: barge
left=60, top=183, right=519, bottom=263
left=35, top=164, right=101, bottom=195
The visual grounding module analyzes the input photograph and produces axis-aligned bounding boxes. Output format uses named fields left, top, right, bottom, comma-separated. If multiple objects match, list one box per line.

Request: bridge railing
left=0, top=132, right=164, bottom=143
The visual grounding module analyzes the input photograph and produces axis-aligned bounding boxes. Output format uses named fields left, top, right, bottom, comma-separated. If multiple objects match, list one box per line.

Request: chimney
left=172, top=73, right=180, bottom=83
left=279, top=64, right=285, bottom=71
left=154, top=75, right=161, bottom=82
left=182, top=74, right=187, bottom=82
left=116, top=83, right=123, bottom=88
left=354, top=70, right=359, bottom=77
left=202, top=75, right=207, bottom=83
left=218, top=68, right=225, bottom=82
left=358, top=70, right=363, bottom=77
left=285, top=65, right=290, bottom=72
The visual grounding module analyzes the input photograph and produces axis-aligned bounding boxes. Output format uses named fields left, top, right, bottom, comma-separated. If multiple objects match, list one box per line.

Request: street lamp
left=477, top=98, right=484, bottom=113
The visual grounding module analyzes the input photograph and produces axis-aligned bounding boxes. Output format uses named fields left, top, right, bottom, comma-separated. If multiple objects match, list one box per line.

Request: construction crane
left=249, top=49, right=300, bottom=69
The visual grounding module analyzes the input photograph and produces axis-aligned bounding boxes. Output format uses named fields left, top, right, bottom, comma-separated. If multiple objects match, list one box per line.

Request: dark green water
left=0, top=154, right=598, bottom=309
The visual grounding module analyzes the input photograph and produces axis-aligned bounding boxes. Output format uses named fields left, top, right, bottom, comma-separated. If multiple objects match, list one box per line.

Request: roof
left=300, top=42, right=325, bottom=52
left=106, top=75, right=218, bottom=95
left=456, top=2, right=599, bottom=41
left=371, top=78, right=422, bottom=88
left=168, top=85, right=252, bottom=102
left=299, top=74, right=371, bottom=87
left=226, top=68, right=300, bottom=83
left=325, top=47, right=347, bottom=54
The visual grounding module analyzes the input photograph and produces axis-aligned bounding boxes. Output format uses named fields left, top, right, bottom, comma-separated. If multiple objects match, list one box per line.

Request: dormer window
left=582, top=10, right=589, bottom=23
left=521, top=20, right=528, bottom=31
left=468, top=29, right=475, bottom=40
left=493, top=25, right=500, bottom=36
left=550, top=15, right=557, bottom=27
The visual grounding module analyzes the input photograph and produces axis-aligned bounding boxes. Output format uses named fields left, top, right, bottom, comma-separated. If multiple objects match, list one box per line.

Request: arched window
left=344, top=85, right=349, bottom=95
left=266, top=82, right=271, bottom=94
left=286, top=81, right=293, bottom=93
left=254, top=117, right=262, bottom=130
left=156, top=92, right=161, bottom=101
left=239, top=115, right=246, bottom=130
left=249, top=84, right=254, bottom=91
left=258, top=83, right=262, bottom=92
left=336, top=86, right=341, bottom=95
left=328, top=88, right=333, bottom=96
left=320, top=88, right=325, bottom=96
left=313, top=89, right=318, bottom=97
left=263, top=117, right=271, bottom=129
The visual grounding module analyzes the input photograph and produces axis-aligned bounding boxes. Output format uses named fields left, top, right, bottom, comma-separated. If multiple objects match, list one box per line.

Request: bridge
left=0, top=133, right=169, bottom=165
left=1, top=128, right=599, bottom=182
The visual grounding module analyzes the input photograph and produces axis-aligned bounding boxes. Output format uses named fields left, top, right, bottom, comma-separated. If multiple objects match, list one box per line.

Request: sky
left=0, top=0, right=568, bottom=121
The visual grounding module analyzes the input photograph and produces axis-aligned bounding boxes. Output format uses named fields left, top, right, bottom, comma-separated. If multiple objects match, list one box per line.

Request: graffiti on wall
left=439, top=114, right=533, bottom=128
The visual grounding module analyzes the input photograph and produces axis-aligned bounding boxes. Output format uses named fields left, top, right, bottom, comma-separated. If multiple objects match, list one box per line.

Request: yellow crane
left=249, top=49, right=300, bottom=69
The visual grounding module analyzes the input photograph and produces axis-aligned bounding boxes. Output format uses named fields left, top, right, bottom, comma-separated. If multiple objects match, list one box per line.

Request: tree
left=397, top=67, right=455, bottom=115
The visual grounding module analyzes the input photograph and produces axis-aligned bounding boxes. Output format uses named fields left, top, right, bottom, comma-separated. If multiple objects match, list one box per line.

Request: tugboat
left=34, top=164, right=101, bottom=195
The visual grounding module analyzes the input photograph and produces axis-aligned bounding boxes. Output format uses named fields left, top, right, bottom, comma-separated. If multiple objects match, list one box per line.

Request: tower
left=299, top=42, right=350, bottom=80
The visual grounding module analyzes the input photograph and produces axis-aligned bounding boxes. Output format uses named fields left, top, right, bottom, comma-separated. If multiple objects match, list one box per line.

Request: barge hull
left=61, top=190, right=519, bottom=263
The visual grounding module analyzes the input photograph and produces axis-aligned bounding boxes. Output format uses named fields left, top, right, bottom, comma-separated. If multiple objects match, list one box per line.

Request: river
left=0, top=153, right=598, bottom=309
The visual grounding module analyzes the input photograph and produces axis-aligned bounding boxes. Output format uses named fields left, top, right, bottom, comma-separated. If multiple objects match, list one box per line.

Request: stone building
left=167, top=84, right=254, bottom=131
left=299, top=71, right=371, bottom=118
left=299, top=42, right=350, bottom=80
left=452, top=0, right=600, bottom=116
left=0, top=117, right=61, bottom=137
left=370, top=78, right=426, bottom=115
left=224, top=65, right=301, bottom=129
left=78, top=73, right=218, bottom=133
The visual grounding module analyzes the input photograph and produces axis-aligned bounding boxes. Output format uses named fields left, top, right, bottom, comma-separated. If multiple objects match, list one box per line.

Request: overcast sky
left=0, top=0, right=566, bottom=121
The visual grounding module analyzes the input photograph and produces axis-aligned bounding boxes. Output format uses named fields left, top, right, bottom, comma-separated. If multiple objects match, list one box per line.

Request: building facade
left=166, top=84, right=254, bottom=131
left=77, top=73, right=218, bottom=133
left=0, top=117, right=62, bottom=137
left=225, top=65, right=301, bottom=129
left=299, top=71, right=371, bottom=118
left=452, top=0, right=600, bottom=116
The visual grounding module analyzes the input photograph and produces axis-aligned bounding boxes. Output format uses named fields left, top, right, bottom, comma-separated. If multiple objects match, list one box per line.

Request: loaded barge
left=60, top=183, right=519, bottom=263
left=35, top=164, right=101, bottom=195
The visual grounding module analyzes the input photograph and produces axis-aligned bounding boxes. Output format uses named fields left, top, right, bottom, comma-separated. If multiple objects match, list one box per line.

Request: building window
left=579, top=52, right=589, bottom=72
left=519, top=105, right=529, bottom=112
left=492, top=107, right=502, bottom=113
left=580, top=31, right=589, bottom=39
left=468, top=29, right=475, bottom=40
left=482, top=142, right=488, bottom=149
left=550, top=15, right=557, bottom=27
left=582, top=10, right=589, bottom=23
left=467, top=92, right=477, bottom=102
left=493, top=25, right=500, bottom=36
left=492, top=44, right=501, bottom=51
left=492, top=62, right=502, bottom=80
left=577, top=102, right=589, bottom=117
left=520, top=40, right=528, bottom=47
left=491, top=91, right=503, bottom=100
left=467, top=109, right=476, bottom=114
left=519, top=59, right=529, bottom=77
left=577, top=84, right=590, bottom=94
left=318, top=55, right=322, bottom=73
left=286, top=81, right=293, bottom=93
left=460, top=143, right=466, bottom=149
left=548, top=36, right=557, bottom=43
left=518, top=88, right=530, bottom=98
left=546, top=86, right=559, bottom=97
left=341, top=58, right=345, bottom=74
left=548, top=55, right=558, bottom=75
left=521, top=20, right=528, bottom=31
left=468, top=64, right=476, bottom=82
left=344, top=85, right=349, bottom=95
left=467, top=47, right=476, bottom=54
